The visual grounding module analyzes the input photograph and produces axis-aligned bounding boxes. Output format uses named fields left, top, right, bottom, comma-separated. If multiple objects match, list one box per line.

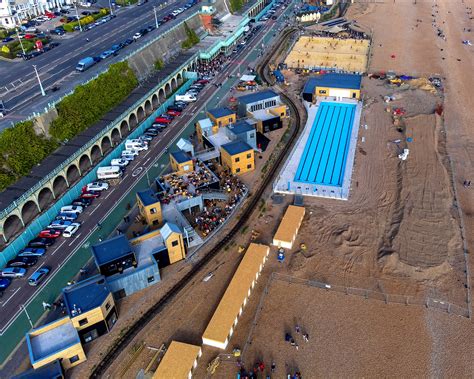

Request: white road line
left=144, top=157, right=152, bottom=165
left=89, top=206, right=99, bottom=215
left=51, top=240, right=66, bottom=256
left=2, top=288, right=21, bottom=308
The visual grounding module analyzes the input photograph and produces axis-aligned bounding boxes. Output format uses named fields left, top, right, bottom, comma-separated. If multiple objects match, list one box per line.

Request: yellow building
left=137, top=189, right=162, bottom=227
left=272, top=205, right=305, bottom=249
left=302, top=73, right=362, bottom=102
left=202, top=243, right=270, bottom=349
left=153, top=341, right=202, bottom=379
left=207, top=107, right=236, bottom=128
left=62, top=275, right=117, bottom=344
left=220, top=140, right=255, bottom=175
left=196, top=118, right=216, bottom=145
left=170, top=151, right=194, bottom=175
left=26, top=317, right=86, bottom=371
left=161, top=222, right=186, bottom=264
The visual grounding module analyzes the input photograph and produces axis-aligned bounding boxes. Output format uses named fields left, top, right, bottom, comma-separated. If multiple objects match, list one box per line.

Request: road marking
left=51, top=240, right=66, bottom=256
left=2, top=288, right=21, bottom=308
left=132, top=167, right=143, bottom=177
left=144, top=157, right=151, bottom=165
left=89, top=206, right=99, bottom=215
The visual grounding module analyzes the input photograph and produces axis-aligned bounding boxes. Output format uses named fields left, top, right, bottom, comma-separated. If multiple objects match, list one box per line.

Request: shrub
left=50, top=61, right=138, bottom=141
left=0, top=121, right=58, bottom=191
left=63, top=8, right=109, bottom=32
left=181, top=22, right=200, bottom=49
left=229, top=0, right=244, bottom=12
left=154, top=58, right=164, bottom=71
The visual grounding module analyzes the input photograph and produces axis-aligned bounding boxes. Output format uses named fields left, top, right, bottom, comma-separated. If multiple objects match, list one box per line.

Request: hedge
left=63, top=8, right=109, bottom=32
left=229, top=0, right=244, bottom=12
left=181, top=22, right=200, bottom=49
left=50, top=61, right=138, bottom=141
left=1, top=38, right=51, bottom=59
left=0, top=121, right=58, bottom=191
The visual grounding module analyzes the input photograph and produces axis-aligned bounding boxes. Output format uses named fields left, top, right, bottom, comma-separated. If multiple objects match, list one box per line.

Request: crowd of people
left=196, top=53, right=230, bottom=79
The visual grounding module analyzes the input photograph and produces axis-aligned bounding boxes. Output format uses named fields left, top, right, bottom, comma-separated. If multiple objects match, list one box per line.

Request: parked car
left=80, top=191, right=101, bottom=199
left=154, top=117, right=172, bottom=124
left=62, top=222, right=81, bottom=238
left=111, top=44, right=122, bottom=53
left=28, top=237, right=55, bottom=247
left=38, top=229, right=62, bottom=238
left=86, top=182, right=109, bottom=192
left=0, top=267, right=27, bottom=278
left=151, top=123, right=167, bottom=129
left=60, top=205, right=83, bottom=214
left=28, top=267, right=50, bottom=286
left=168, top=105, right=184, bottom=112
left=121, top=153, right=136, bottom=161
left=72, top=197, right=93, bottom=207
left=55, top=212, right=78, bottom=221
left=111, top=158, right=129, bottom=167
left=197, top=79, right=209, bottom=85
left=144, top=130, right=159, bottom=137
left=2, top=37, right=14, bottom=43
left=7, top=256, right=38, bottom=268
left=140, top=135, right=153, bottom=142
left=146, top=25, right=155, bottom=32
left=49, top=42, right=60, bottom=48
left=18, top=247, right=46, bottom=257
left=48, top=220, right=73, bottom=229
left=0, top=278, right=11, bottom=290
left=133, top=32, right=142, bottom=41
left=99, top=50, right=114, bottom=59
left=123, top=38, right=133, bottom=46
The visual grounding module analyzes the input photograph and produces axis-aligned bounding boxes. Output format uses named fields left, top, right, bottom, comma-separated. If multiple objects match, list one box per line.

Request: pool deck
left=273, top=97, right=361, bottom=200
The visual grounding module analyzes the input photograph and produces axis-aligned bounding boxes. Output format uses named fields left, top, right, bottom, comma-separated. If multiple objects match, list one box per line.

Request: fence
left=0, top=76, right=196, bottom=267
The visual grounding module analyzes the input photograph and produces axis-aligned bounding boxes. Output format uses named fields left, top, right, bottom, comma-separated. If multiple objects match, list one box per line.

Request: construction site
left=38, top=1, right=474, bottom=378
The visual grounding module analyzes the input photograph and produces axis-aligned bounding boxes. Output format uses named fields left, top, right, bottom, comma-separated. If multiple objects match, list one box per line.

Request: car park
left=60, top=205, right=83, bottom=214
left=111, top=158, right=129, bottom=167
left=7, top=256, right=38, bottom=268
left=28, top=267, right=50, bottom=286
left=0, top=278, right=11, bottom=290
left=28, top=237, right=55, bottom=248
left=62, top=222, right=81, bottom=238
left=38, top=229, right=62, bottom=239
left=18, top=247, right=46, bottom=257
left=81, top=190, right=101, bottom=199
left=86, top=182, right=109, bottom=192
left=133, top=32, right=142, bottom=40
left=0, top=267, right=27, bottom=278
left=55, top=212, right=78, bottom=221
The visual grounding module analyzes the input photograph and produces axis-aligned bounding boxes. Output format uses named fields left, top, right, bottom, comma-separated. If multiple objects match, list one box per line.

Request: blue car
left=99, top=50, right=114, bottom=59
left=0, top=278, right=11, bottom=290
left=18, top=247, right=47, bottom=257
left=111, top=44, right=122, bottom=53
left=55, top=212, right=78, bottom=221
left=2, top=37, right=14, bottom=43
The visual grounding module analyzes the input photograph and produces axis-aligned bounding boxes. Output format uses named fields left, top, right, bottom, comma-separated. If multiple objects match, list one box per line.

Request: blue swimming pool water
left=294, top=102, right=356, bottom=187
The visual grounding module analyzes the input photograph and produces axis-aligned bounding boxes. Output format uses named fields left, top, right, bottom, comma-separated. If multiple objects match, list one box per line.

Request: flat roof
left=221, top=140, right=253, bottom=156
left=137, top=188, right=159, bottom=206
left=171, top=150, right=192, bottom=164
left=12, top=359, right=63, bottom=379
left=202, top=243, right=269, bottom=346
left=250, top=109, right=279, bottom=121
left=303, top=74, right=362, bottom=94
left=91, top=234, right=133, bottom=266
left=273, top=205, right=305, bottom=244
left=237, top=90, right=279, bottom=105
left=62, top=274, right=110, bottom=317
left=229, top=120, right=254, bottom=134
left=27, top=318, right=80, bottom=364
left=207, top=107, right=234, bottom=119
left=153, top=341, right=201, bottom=379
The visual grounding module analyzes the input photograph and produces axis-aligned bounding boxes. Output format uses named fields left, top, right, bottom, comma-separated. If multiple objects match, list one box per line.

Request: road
left=0, top=0, right=197, bottom=130
left=0, top=0, right=294, bottom=367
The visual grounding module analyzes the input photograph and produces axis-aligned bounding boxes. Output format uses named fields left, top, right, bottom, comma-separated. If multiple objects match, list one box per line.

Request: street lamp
left=16, top=29, right=26, bottom=56
left=32, top=65, right=46, bottom=97
left=108, top=0, right=115, bottom=16
left=153, top=6, right=159, bottom=28
left=73, top=2, right=83, bottom=32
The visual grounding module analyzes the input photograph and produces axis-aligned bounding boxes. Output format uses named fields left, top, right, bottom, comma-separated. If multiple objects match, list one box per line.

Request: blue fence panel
left=0, top=77, right=195, bottom=267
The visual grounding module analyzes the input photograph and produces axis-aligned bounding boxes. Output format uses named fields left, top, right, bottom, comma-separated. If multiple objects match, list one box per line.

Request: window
left=281, top=112, right=284, bottom=116
left=105, top=302, right=111, bottom=311
left=171, top=240, right=179, bottom=247
left=69, top=355, right=80, bottom=364
left=319, top=90, right=327, bottom=94
left=150, top=207, right=157, bottom=214
left=250, top=133, right=255, bottom=138
left=236, top=168, right=241, bottom=173
left=147, top=276, right=155, bottom=283
left=247, top=164, right=252, bottom=169
left=153, top=220, right=159, bottom=225
left=78, top=318, right=88, bottom=326
left=235, top=157, right=240, bottom=162
left=229, top=117, right=233, bottom=123
left=246, top=153, right=251, bottom=158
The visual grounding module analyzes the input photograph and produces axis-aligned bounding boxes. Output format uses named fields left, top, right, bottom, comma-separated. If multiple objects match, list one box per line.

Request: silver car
left=0, top=267, right=27, bottom=278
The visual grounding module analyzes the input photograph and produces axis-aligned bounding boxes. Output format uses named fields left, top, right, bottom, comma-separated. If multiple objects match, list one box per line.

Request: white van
left=175, top=94, right=196, bottom=103
left=60, top=205, right=83, bottom=214
left=125, top=140, right=148, bottom=151
left=97, top=166, right=123, bottom=180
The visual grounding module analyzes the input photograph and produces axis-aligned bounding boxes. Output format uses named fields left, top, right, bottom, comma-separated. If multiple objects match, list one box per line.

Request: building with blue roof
left=228, top=120, right=257, bottom=150
left=170, top=151, right=194, bottom=175
left=220, top=140, right=255, bottom=175
left=136, top=189, right=162, bottom=228
left=302, top=73, right=362, bottom=102
left=91, top=234, right=136, bottom=276
left=62, top=275, right=117, bottom=344
left=207, top=107, right=236, bottom=127
left=13, top=359, right=64, bottom=379
left=237, top=90, right=282, bottom=117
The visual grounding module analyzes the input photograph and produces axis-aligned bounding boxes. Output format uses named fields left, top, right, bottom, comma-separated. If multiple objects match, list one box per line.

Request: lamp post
left=73, top=2, right=83, bottom=32
left=153, top=6, right=159, bottom=28
left=32, top=65, right=46, bottom=97
left=16, top=29, right=26, bottom=56
left=108, top=0, right=114, bottom=16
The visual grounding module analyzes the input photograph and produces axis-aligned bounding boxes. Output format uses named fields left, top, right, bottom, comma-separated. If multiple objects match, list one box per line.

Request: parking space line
left=2, top=288, right=21, bottom=308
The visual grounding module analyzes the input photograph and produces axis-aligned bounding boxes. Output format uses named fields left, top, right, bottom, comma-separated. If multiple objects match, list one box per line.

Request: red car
left=38, top=229, right=62, bottom=238
left=197, top=79, right=209, bottom=85
left=167, top=110, right=181, bottom=117
left=80, top=191, right=101, bottom=199
left=154, top=117, right=172, bottom=124
left=24, top=34, right=36, bottom=39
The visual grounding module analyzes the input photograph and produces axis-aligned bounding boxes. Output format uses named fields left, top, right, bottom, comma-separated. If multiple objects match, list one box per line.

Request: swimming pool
left=294, top=102, right=356, bottom=187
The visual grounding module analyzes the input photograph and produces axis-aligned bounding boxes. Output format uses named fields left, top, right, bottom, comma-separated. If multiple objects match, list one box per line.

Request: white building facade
left=0, top=0, right=72, bottom=28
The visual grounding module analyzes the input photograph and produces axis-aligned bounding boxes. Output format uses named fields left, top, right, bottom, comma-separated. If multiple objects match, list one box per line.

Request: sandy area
left=285, top=36, right=369, bottom=72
